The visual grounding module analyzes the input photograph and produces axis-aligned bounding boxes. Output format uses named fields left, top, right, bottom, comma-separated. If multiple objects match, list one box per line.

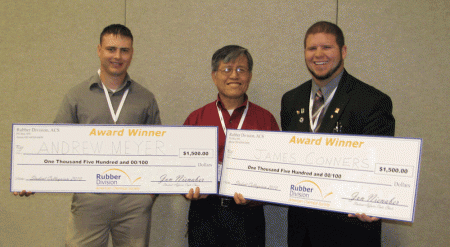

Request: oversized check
left=219, top=129, right=422, bottom=222
left=11, top=124, right=218, bottom=194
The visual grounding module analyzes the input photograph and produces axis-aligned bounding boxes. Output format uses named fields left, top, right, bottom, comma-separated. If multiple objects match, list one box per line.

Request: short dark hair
left=304, top=21, right=345, bottom=49
left=100, top=24, right=133, bottom=44
left=211, top=45, right=253, bottom=72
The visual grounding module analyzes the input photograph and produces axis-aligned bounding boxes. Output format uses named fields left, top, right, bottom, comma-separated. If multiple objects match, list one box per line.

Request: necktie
left=311, top=89, right=324, bottom=131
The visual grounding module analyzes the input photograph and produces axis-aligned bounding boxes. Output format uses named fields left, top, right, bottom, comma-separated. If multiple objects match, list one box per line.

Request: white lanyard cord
left=102, top=83, right=129, bottom=124
left=216, top=100, right=249, bottom=182
left=99, top=69, right=129, bottom=124
left=309, top=87, right=337, bottom=132
left=216, top=100, right=249, bottom=135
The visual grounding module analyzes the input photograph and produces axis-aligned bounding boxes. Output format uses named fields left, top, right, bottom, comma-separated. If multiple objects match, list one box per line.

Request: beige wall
left=1, top=0, right=449, bottom=246
left=338, top=1, right=450, bottom=246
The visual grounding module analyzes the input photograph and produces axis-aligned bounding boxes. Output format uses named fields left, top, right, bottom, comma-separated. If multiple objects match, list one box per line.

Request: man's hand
left=184, top=187, right=208, bottom=200
left=233, top=193, right=249, bottom=205
left=13, top=190, right=34, bottom=197
left=348, top=213, right=379, bottom=222
left=234, top=193, right=265, bottom=207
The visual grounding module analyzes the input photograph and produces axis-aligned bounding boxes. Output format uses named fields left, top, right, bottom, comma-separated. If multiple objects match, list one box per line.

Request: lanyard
left=309, top=87, right=337, bottom=132
left=216, top=100, right=249, bottom=181
left=216, top=100, right=249, bottom=135
left=99, top=70, right=129, bottom=124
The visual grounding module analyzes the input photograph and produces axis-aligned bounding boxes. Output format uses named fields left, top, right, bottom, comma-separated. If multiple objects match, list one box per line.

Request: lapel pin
left=299, top=117, right=304, bottom=123
left=330, top=115, right=334, bottom=119
left=335, top=108, right=340, bottom=114
left=301, top=108, right=305, bottom=114
left=296, top=110, right=300, bottom=115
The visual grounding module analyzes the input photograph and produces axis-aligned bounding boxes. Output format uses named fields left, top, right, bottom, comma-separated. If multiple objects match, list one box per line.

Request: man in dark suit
left=281, top=21, right=395, bottom=246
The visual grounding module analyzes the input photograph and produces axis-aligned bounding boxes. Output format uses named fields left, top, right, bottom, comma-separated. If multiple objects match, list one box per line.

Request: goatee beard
left=308, top=58, right=343, bottom=81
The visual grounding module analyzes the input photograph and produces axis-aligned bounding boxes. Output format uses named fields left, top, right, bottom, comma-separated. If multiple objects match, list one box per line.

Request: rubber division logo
left=289, top=180, right=333, bottom=200
left=96, top=168, right=141, bottom=187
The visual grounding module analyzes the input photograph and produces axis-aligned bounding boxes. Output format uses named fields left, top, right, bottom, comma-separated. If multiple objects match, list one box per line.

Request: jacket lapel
left=317, top=71, right=352, bottom=133
left=294, top=82, right=313, bottom=132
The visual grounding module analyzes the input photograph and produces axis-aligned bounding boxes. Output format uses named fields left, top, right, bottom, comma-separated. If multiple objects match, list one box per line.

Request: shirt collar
left=311, top=70, right=343, bottom=101
left=216, top=94, right=249, bottom=111
left=90, top=70, right=132, bottom=92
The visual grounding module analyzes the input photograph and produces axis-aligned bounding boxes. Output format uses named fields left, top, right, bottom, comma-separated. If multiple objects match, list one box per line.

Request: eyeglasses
left=217, top=67, right=249, bottom=76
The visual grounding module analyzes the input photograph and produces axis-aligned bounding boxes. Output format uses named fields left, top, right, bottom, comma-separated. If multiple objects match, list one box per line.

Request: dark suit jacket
left=281, top=70, right=395, bottom=136
left=281, top=70, right=395, bottom=246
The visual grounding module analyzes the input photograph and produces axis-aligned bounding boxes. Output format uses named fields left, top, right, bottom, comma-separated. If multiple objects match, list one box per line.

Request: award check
left=219, top=129, right=422, bottom=222
left=11, top=124, right=218, bottom=194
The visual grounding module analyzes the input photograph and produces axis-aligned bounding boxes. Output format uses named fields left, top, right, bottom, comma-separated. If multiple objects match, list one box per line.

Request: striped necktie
left=311, top=89, right=324, bottom=130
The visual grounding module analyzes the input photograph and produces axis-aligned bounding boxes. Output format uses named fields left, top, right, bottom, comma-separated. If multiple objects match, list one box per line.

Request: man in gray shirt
left=55, top=24, right=160, bottom=247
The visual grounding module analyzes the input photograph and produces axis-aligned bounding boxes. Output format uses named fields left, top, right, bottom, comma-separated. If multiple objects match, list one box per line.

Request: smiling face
left=212, top=55, right=252, bottom=105
left=305, top=32, right=347, bottom=87
left=97, top=34, right=133, bottom=79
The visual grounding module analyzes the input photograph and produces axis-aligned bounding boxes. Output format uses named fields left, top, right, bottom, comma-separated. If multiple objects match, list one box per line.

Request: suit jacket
left=281, top=70, right=395, bottom=136
left=282, top=70, right=395, bottom=246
